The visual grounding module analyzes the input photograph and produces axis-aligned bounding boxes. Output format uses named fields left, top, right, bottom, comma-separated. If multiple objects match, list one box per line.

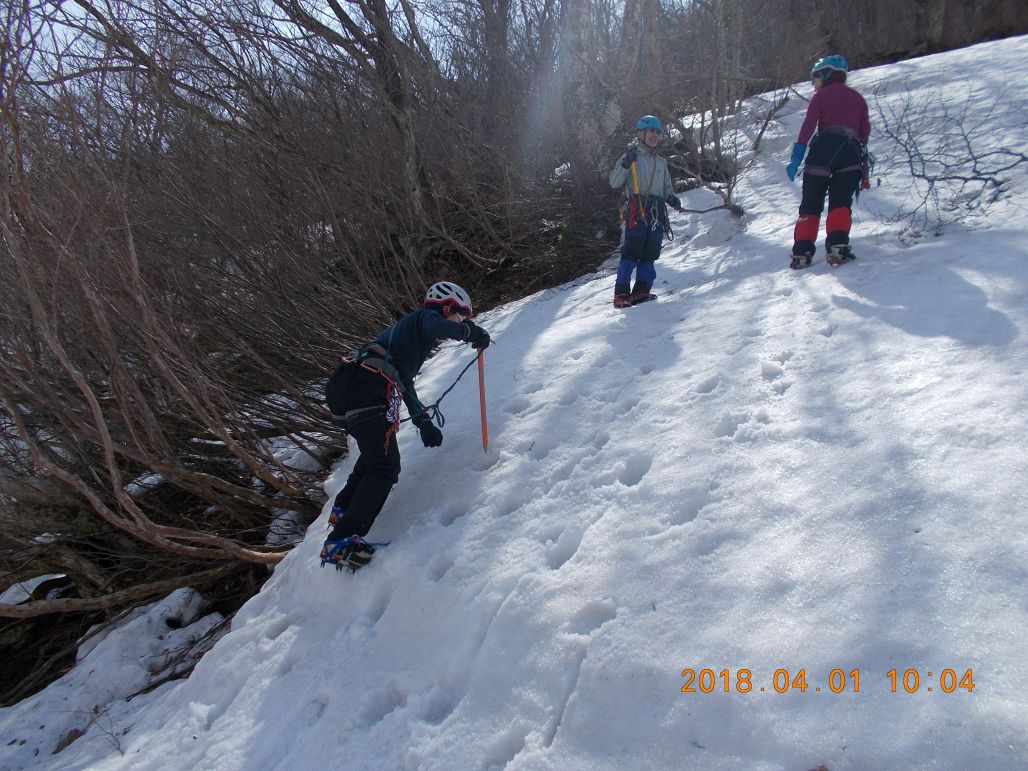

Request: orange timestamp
left=680, top=668, right=975, bottom=694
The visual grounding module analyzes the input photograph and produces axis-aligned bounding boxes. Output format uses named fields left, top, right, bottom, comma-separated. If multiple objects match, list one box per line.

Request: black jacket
left=327, top=308, right=471, bottom=423
left=371, top=308, right=469, bottom=400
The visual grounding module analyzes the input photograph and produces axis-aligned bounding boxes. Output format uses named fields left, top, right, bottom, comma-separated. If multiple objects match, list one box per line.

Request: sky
left=1, top=34, right=1026, bottom=771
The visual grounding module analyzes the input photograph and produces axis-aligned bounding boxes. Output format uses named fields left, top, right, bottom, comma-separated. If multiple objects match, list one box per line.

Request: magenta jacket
left=798, top=83, right=871, bottom=144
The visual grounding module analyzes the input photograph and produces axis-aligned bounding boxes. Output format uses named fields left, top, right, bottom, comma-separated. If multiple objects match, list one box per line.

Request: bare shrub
left=0, top=0, right=609, bottom=638
left=872, top=84, right=1028, bottom=238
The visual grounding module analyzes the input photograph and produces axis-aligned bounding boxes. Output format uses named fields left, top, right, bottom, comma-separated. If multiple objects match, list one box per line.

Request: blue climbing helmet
left=810, top=54, right=848, bottom=84
left=635, top=115, right=663, bottom=134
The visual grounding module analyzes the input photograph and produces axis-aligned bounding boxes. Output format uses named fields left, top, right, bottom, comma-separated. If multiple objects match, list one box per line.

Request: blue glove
left=665, top=193, right=683, bottom=212
left=786, top=142, right=806, bottom=182
left=621, top=145, right=639, bottom=169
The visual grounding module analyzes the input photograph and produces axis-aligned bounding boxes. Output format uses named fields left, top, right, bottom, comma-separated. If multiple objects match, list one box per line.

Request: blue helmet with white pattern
left=810, top=54, right=848, bottom=84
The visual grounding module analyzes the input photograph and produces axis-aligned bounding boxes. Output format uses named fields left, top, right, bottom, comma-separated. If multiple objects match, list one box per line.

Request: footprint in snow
left=359, top=682, right=407, bottom=727
left=668, top=485, right=717, bottom=526
left=713, top=412, right=749, bottom=438
left=546, top=526, right=585, bottom=570
left=760, top=360, right=785, bottom=380
left=618, top=453, right=652, bottom=487
left=427, top=552, right=456, bottom=582
left=694, top=374, right=720, bottom=394
left=567, top=600, right=618, bottom=635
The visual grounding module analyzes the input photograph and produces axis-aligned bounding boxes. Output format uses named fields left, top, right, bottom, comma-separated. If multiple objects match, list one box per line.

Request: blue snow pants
left=617, top=196, right=665, bottom=289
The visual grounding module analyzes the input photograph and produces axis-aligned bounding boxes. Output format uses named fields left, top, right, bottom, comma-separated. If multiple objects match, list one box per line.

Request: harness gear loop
left=856, top=145, right=876, bottom=200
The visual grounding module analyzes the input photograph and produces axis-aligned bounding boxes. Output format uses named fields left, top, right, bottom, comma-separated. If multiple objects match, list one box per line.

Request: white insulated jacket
left=609, top=145, right=674, bottom=200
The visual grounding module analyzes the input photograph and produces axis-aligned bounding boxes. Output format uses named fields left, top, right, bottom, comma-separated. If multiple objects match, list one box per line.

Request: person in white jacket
left=609, top=115, right=683, bottom=307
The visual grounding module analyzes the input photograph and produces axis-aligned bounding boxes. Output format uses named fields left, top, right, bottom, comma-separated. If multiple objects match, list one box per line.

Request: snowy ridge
left=1, top=36, right=1026, bottom=770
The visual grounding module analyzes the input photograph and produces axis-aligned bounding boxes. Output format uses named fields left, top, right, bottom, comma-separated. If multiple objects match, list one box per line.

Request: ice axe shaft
left=477, top=352, right=488, bottom=453
left=629, top=157, right=648, bottom=224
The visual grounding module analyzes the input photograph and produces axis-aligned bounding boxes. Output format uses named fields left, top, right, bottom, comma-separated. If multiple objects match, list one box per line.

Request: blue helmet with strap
left=635, top=115, right=663, bottom=133
left=810, top=54, right=848, bottom=83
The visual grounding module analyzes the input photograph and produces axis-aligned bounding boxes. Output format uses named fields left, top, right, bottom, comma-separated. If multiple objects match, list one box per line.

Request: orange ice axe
left=477, top=352, right=488, bottom=453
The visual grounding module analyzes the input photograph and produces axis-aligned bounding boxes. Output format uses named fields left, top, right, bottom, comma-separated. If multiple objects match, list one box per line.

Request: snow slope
left=2, top=35, right=1026, bottom=771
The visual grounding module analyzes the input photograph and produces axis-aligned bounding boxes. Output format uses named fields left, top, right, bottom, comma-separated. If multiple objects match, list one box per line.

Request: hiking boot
left=826, top=244, right=855, bottom=266
left=621, top=279, right=651, bottom=305
left=613, top=293, right=632, bottom=308
left=320, top=535, right=376, bottom=572
left=789, top=254, right=813, bottom=270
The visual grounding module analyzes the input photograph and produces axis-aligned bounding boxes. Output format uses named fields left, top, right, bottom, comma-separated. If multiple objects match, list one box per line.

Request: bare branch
left=0, top=565, right=236, bottom=618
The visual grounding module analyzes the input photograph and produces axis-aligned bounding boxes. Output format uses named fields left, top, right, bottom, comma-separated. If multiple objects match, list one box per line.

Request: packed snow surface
left=1, top=35, right=1026, bottom=771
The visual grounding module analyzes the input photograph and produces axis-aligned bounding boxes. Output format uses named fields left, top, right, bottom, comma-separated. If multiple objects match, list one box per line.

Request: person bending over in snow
left=786, top=54, right=872, bottom=269
left=321, top=281, right=490, bottom=571
left=609, top=114, right=684, bottom=308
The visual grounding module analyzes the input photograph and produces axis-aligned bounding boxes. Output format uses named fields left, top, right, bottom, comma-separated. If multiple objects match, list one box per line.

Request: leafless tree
left=0, top=0, right=610, bottom=633
left=872, top=84, right=1028, bottom=238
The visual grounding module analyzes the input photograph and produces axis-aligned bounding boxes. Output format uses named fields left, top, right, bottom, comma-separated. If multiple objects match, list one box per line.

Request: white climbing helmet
left=424, top=281, right=473, bottom=317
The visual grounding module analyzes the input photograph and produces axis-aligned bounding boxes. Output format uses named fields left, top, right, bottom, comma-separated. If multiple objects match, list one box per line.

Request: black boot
left=826, top=244, right=855, bottom=266
left=320, top=535, right=376, bottom=572
left=613, top=282, right=631, bottom=308
left=629, top=282, right=653, bottom=304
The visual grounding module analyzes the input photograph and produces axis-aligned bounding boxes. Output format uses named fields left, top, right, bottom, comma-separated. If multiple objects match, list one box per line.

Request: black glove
left=463, top=320, right=491, bottom=350
left=620, top=145, right=639, bottom=169
left=413, top=413, right=443, bottom=448
left=666, top=193, right=683, bottom=212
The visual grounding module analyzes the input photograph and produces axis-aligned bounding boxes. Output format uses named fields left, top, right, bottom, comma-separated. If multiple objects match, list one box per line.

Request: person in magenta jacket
left=786, top=55, right=871, bottom=268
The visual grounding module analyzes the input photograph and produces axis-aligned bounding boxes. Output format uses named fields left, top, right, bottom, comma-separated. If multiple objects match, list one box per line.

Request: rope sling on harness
left=331, top=325, right=408, bottom=428
left=334, top=321, right=438, bottom=452
left=370, top=325, right=404, bottom=452
left=631, top=150, right=658, bottom=226
left=626, top=150, right=674, bottom=242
